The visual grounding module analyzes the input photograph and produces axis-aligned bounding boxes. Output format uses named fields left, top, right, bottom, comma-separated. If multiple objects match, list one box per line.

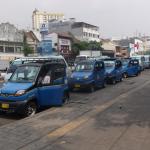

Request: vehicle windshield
left=11, top=60, right=23, bottom=66
left=75, top=57, right=87, bottom=63
left=104, top=61, right=115, bottom=68
left=75, top=62, right=94, bottom=72
left=122, top=60, right=130, bottom=66
left=9, top=66, right=40, bottom=83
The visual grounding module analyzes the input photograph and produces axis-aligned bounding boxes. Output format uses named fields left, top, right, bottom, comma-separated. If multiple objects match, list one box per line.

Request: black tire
left=111, top=78, right=116, bottom=84
left=63, top=91, right=70, bottom=104
left=120, top=77, right=123, bottom=82
left=135, top=72, right=139, bottom=76
left=89, top=84, right=95, bottom=93
left=0, top=111, right=6, bottom=115
left=123, top=73, right=128, bottom=78
left=102, top=80, right=107, bottom=88
left=24, top=101, right=37, bottom=117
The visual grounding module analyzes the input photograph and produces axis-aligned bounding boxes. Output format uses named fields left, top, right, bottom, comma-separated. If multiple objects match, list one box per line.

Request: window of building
left=0, top=46, right=3, bottom=52
left=16, top=47, right=22, bottom=53
left=5, top=47, right=14, bottom=53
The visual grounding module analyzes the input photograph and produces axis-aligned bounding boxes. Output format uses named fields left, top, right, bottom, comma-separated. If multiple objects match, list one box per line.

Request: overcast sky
left=0, top=0, right=150, bottom=38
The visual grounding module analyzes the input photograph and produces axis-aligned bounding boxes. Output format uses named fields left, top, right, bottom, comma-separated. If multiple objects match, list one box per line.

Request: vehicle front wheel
left=63, top=91, right=70, bottom=104
left=24, top=101, right=37, bottom=117
left=111, top=78, right=116, bottom=84
left=89, top=84, right=95, bottom=93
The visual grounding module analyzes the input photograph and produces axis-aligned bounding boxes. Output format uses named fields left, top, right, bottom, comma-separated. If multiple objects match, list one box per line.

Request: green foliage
left=23, top=34, right=33, bottom=56
left=144, top=51, right=150, bottom=55
left=72, top=41, right=103, bottom=55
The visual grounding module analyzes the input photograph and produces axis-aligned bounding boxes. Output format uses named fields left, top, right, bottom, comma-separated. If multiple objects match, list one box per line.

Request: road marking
left=48, top=80, right=150, bottom=139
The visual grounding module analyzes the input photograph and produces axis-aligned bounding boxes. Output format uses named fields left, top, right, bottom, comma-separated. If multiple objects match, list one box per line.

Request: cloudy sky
left=0, top=0, right=150, bottom=38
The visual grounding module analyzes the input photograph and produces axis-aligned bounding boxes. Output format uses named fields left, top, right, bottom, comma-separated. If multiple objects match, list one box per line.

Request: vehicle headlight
left=15, top=90, right=26, bottom=96
left=84, top=75, right=89, bottom=79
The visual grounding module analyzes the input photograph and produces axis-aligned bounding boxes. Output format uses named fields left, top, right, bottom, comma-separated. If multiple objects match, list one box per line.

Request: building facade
left=25, top=31, right=39, bottom=53
left=48, top=19, right=100, bottom=42
left=101, top=40, right=116, bottom=57
left=41, top=32, right=72, bottom=55
left=32, top=9, right=64, bottom=31
left=0, top=23, right=24, bottom=60
left=0, top=23, right=40, bottom=60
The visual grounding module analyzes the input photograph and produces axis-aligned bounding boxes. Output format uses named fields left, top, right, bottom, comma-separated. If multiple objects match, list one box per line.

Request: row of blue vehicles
left=69, top=58, right=141, bottom=92
left=0, top=56, right=143, bottom=117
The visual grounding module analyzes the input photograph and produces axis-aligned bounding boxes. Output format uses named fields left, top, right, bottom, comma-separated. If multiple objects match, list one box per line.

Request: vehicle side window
left=129, top=60, right=134, bottom=66
left=133, top=60, right=139, bottom=66
left=99, top=62, right=104, bottom=69
left=42, top=69, right=52, bottom=85
left=53, top=67, right=65, bottom=85
left=38, top=65, right=52, bottom=86
left=116, top=61, right=122, bottom=68
left=95, top=62, right=100, bottom=71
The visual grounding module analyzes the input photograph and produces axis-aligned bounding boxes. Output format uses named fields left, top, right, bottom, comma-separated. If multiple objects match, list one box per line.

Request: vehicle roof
left=18, top=62, right=66, bottom=67
left=78, top=59, right=103, bottom=64
left=103, top=58, right=117, bottom=61
left=76, top=55, right=90, bottom=57
left=14, top=55, right=65, bottom=61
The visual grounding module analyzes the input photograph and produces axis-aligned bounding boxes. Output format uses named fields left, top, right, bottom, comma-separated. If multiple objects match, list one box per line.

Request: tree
left=72, top=41, right=103, bottom=55
left=88, top=41, right=103, bottom=51
left=23, top=34, right=33, bottom=56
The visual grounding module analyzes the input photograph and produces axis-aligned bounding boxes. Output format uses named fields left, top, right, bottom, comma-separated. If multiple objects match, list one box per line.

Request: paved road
left=0, top=70, right=150, bottom=150
left=0, top=70, right=149, bottom=127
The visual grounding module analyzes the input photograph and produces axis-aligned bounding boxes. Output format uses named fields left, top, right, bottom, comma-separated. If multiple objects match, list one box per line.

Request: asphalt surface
left=0, top=70, right=150, bottom=149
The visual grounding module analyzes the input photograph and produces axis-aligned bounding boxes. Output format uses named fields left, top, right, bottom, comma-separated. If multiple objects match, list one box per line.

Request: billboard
left=40, top=23, right=48, bottom=35
left=129, top=39, right=144, bottom=56
left=37, top=40, right=53, bottom=55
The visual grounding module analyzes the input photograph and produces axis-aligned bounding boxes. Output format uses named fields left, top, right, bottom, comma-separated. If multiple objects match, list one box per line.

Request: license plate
left=1, top=103, right=9, bottom=109
left=75, top=84, right=80, bottom=88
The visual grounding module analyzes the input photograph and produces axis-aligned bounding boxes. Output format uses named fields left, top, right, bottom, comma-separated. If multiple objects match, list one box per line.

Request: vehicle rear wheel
left=24, top=101, right=37, bottom=117
left=135, top=72, right=139, bottom=76
left=123, top=73, right=128, bottom=78
left=120, top=77, right=123, bottom=82
left=102, top=80, right=107, bottom=88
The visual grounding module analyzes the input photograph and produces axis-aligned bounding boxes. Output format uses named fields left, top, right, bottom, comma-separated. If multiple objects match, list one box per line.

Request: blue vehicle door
left=133, top=60, right=139, bottom=74
left=127, top=60, right=135, bottom=76
left=94, top=61, right=105, bottom=86
left=37, top=65, right=65, bottom=106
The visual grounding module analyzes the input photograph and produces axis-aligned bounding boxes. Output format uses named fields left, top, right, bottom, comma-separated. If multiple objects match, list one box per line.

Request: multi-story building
left=32, top=9, right=64, bottom=31
left=142, top=36, right=150, bottom=52
left=24, top=31, right=39, bottom=54
left=101, top=39, right=116, bottom=57
left=0, top=22, right=40, bottom=60
left=0, top=22, right=24, bottom=59
left=48, top=19, right=100, bottom=42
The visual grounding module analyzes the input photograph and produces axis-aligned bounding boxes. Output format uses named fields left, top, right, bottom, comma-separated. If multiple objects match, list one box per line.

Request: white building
left=32, top=9, right=64, bottom=31
left=48, top=19, right=100, bottom=42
